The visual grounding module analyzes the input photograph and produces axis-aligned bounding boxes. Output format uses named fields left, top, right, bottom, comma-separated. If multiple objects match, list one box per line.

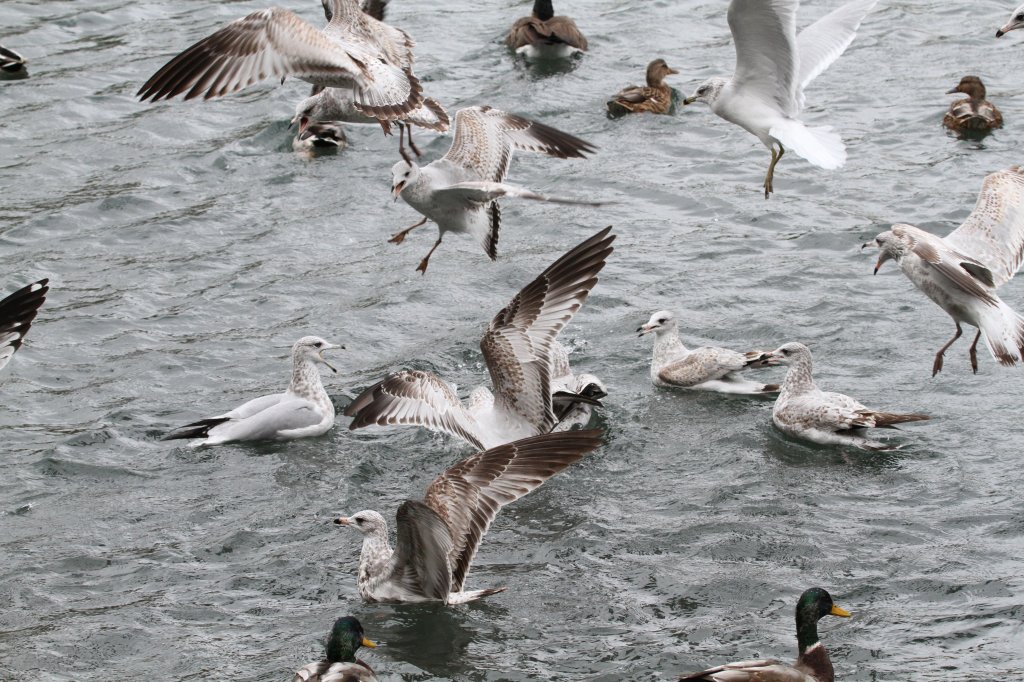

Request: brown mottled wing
left=679, top=658, right=814, bottom=681
left=946, top=166, right=1024, bottom=287
left=137, top=8, right=368, bottom=102
left=657, top=346, right=748, bottom=387
left=442, top=106, right=596, bottom=183
left=344, top=370, right=486, bottom=449
left=360, top=0, right=389, bottom=22
left=423, top=430, right=603, bottom=592
left=390, top=500, right=454, bottom=601
left=0, top=278, right=48, bottom=372
left=481, top=227, right=614, bottom=431
left=909, top=237, right=999, bottom=306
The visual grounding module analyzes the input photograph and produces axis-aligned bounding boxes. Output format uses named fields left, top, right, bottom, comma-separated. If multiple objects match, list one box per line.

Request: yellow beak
left=362, top=637, right=377, bottom=648
left=830, top=604, right=851, bottom=618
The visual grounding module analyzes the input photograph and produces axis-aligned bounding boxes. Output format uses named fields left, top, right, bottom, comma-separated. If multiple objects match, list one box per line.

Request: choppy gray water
left=2, top=0, right=1024, bottom=679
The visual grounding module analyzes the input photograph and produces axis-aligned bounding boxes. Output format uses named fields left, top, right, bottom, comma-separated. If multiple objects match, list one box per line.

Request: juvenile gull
left=389, top=105, right=600, bottom=273
left=683, top=0, right=877, bottom=198
left=996, top=5, right=1024, bottom=36
left=137, top=0, right=424, bottom=123
left=163, top=336, right=342, bottom=446
left=293, top=616, right=377, bottom=682
left=679, top=587, right=850, bottom=682
left=506, top=0, right=588, bottom=60
left=344, top=227, right=614, bottom=449
left=335, top=429, right=603, bottom=604
left=943, top=76, right=1002, bottom=135
left=769, top=342, right=928, bottom=451
left=637, top=310, right=778, bottom=395
left=607, top=59, right=680, bottom=117
left=866, top=166, right=1024, bottom=375
left=0, top=279, right=48, bottom=372
left=549, top=340, right=608, bottom=431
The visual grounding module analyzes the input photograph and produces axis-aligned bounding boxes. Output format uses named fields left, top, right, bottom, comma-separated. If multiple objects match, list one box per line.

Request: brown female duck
left=944, top=76, right=1002, bottom=133
left=607, top=59, right=679, bottom=116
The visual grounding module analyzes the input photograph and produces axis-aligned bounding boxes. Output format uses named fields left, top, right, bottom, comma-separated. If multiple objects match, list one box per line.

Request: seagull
left=866, top=166, right=1024, bottom=376
left=334, top=429, right=603, bottom=604
left=506, top=0, right=588, bottom=60
left=344, top=227, right=614, bottom=449
left=162, top=336, right=342, bottom=446
left=549, top=341, right=608, bottom=430
left=389, top=105, right=600, bottom=273
left=0, top=279, right=49, bottom=372
left=137, top=0, right=424, bottom=124
left=996, top=4, right=1024, bottom=37
left=769, top=342, right=928, bottom=451
left=292, top=121, right=348, bottom=152
left=637, top=310, right=779, bottom=395
left=0, top=45, right=27, bottom=76
left=682, top=0, right=877, bottom=198
left=679, top=587, right=850, bottom=682
left=293, top=616, right=377, bottom=682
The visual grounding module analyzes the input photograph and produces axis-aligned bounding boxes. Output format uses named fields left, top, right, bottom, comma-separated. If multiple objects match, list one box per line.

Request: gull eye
left=314, top=341, right=323, bottom=348
left=782, top=349, right=791, bottom=356
left=657, top=318, right=667, bottom=324
left=1017, top=13, right=1024, bottom=20
left=355, top=517, right=364, bottom=525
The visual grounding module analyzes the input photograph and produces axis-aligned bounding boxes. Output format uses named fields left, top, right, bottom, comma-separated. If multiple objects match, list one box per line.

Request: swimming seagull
left=389, top=105, right=600, bottom=273
left=548, top=341, right=608, bottom=431
left=769, top=342, right=928, bottom=451
left=506, top=0, right=588, bottom=60
left=637, top=310, right=779, bottom=395
left=996, top=5, right=1024, bottom=36
left=0, top=279, right=49, bottom=372
left=162, top=336, right=342, bottom=446
left=137, top=0, right=424, bottom=124
left=344, top=227, right=614, bottom=449
left=334, top=429, right=603, bottom=604
left=682, top=0, right=877, bottom=198
left=293, top=616, right=378, bottom=682
left=865, top=166, right=1024, bottom=376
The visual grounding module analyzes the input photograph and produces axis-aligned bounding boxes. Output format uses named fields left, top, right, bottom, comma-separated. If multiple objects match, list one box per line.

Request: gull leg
left=968, top=329, right=982, bottom=374
left=416, top=235, right=443, bottom=274
left=397, top=124, right=412, bottom=165
left=932, top=322, right=963, bottom=376
left=389, top=216, right=427, bottom=245
left=406, top=123, right=423, bottom=158
left=763, top=144, right=784, bottom=199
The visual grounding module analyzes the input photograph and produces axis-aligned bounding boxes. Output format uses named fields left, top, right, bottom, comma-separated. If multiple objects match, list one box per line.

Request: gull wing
left=728, top=0, right=799, bottom=117
left=435, top=181, right=602, bottom=206
left=442, top=106, right=596, bottom=183
left=389, top=500, right=455, bottom=601
left=344, top=369, right=487, bottom=450
left=422, top=430, right=603, bottom=592
left=657, top=346, right=748, bottom=387
left=796, top=0, right=877, bottom=93
left=945, top=166, right=1024, bottom=288
left=0, top=278, right=48, bottom=372
left=213, top=397, right=325, bottom=440
left=481, top=227, right=614, bottom=433
left=895, top=225, right=1000, bottom=306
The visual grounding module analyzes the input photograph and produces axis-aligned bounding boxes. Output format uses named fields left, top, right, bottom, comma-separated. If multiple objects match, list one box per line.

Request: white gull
left=682, top=0, right=877, bottom=198
left=996, top=4, right=1024, bottom=37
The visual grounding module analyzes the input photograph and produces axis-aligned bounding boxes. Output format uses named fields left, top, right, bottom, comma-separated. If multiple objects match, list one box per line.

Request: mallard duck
left=506, top=0, right=587, bottom=60
left=607, top=59, right=679, bottom=116
left=943, top=76, right=1002, bottom=134
left=680, top=587, right=851, bottom=682
left=0, top=45, right=27, bottom=75
left=293, top=616, right=378, bottom=682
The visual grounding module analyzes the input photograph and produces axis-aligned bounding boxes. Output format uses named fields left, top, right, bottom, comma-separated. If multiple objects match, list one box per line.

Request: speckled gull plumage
left=334, top=429, right=603, bottom=604
left=162, top=336, right=342, bottom=447
left=137, top=0, right=423, bottom=122
left=637, top=310, right=778, bottom=395
left=344, top=227, right=614, bottom=449
left=769, top=342, right=928, bottom=451
left=388, top=105, right=602, bottom=272
left=867, top=166, right=1024, bottom=375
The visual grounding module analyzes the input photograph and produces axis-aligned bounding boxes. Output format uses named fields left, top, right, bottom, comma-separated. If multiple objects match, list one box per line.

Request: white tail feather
left=769, top=120, right=846, bottom=170
left=979, top=301, right=1024, bottom=366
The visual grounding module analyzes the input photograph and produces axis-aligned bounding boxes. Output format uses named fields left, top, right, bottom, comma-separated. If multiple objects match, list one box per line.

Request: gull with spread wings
left=335, top=429, right=603, bottom=604
left=137, top=0, right=423, bottom=124
left=683, top=0, right=877, bottom=198
left=866, top=166, right=1024, bottom=375
left=389, top=105, right=600, bottom=273
left=344, top=227, right=614, bottom=449
left=0, top=279, right=48, bottom=373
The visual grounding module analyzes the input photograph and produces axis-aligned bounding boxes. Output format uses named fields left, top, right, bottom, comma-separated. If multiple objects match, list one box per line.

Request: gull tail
left=769, top=120, right=846, bottom=170
left=162, top=417, right=231, bottom=441
left=446, top=586, right=507, bottom=604
left=979, top=300, right=1024, bottom=367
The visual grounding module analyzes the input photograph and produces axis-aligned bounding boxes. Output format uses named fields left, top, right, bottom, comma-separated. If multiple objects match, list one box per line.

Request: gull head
left=291, top=94, right=323, bottom=136
left=997, top=4, right=1024, bottom=37
left=863, top=227, right=912, bottom=274
left=768, top=341, right=811, bottom=366
left=335, top=510, right=388, bottom=536
left=391, top=159, right=419, bottom=200
left=578, top=375, right=608, bottom=403
left=293, top=335, right=343, bottom=373
left=637, top=310, right=677, bottom=337
left=683, top=77, right=726, bottom=107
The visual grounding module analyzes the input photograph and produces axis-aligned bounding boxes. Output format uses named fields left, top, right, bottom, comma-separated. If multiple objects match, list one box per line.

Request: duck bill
left=667, top=67, right=680, bottom=75
left=945, top=87, right=959, bottom=95
left=361, top=637, right=377, bottom=648
left=392, top=181, right=406, bottom=201
left=830, top=604, right=851, bottom=618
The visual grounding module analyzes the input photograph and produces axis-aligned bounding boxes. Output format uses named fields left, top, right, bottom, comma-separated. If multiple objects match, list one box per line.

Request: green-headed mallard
left=607, top=59, right=679, bottom=116
left=293, top=616, right=378, bottom=682
left=679, top=587, right=851, bottom=682
left=506, top=0, right=587, bottom=60
left=943, top=76, right=1002, bottom=134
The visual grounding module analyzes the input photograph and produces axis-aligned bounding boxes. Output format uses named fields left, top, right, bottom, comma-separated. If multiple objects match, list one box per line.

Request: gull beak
left=392, top=181, right=406, bottom=201
left=334, top=516, right=352, bottom=525
left=873, top=250, right=892, bottom=275
left=637, top=323, right=656, bottom=337
left=997, top=24, right=1012, bottom=37
left=682, top=96, right=696, bottom=105
left=292, top=116, right=309, bottom=135
left=830, top=604, right=852, bottom=618
left=361, top=637, right=377, bottom=648
left=318, top=342, right=343, bottom=374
